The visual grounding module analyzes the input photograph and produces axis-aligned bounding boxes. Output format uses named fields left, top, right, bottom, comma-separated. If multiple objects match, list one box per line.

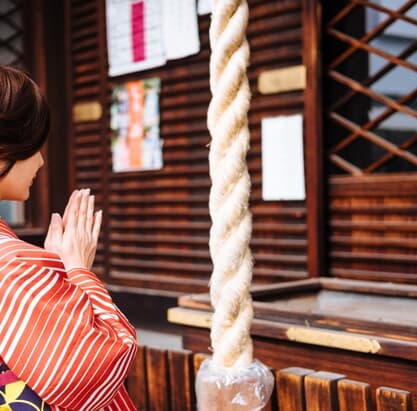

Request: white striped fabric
left=0, top=219, right=137, bottom=410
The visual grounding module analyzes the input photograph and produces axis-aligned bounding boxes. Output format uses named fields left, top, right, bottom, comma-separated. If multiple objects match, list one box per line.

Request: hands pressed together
left=44, top=189, right=102, bottom=271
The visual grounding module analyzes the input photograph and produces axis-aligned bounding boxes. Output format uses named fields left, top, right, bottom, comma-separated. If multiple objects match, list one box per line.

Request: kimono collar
left=0, top=219, right=18, bottom=239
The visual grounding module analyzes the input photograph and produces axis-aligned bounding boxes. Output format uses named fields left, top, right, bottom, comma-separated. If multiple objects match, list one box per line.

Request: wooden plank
left=304, top=371, right=345, bottom=411
left=332, top=250, right=417, bottom=264
left=331, top=220, right=417, bottom=233
left=168, top=307, right=212, bottom=329
left=376, top=387, right=411, bottom=411
left=338, top=379, right=371, bottom=411
left=277, top=367, right=315, bottom=411
left=168, top=350, right=194, bottom=411
left=302, top=0, right=325, bottom=278
left=331, top=268, right=417, bottom=284
left=330, top=174, right=417, bottom=197
left=146, top=347, right=170, bottom=411
left=262, top=370, right=276, bottom=411
left=126, top=345, right=148, bottom=411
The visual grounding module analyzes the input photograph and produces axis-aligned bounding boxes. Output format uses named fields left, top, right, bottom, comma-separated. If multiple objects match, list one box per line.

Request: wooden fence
left=126, top=345, right=413, bottom=411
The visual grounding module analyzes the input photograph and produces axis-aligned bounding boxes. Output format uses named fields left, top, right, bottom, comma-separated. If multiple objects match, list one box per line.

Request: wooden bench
left=127, top=345, right=412, bottom=411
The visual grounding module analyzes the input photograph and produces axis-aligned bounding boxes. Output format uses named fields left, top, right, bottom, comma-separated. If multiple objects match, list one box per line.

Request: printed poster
left=261, top=114, right=305, bottom=201
left=106, top=0, right=166, bottom=76
left=106, top=0, right=200, bottom=76
left=111, top=78, right=163, bottom=172
left=162, top=0, right=200, bottom=60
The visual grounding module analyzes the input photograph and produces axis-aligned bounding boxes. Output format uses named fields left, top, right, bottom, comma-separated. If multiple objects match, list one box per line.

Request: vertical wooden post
left=302, top=0, right=325, bottom=278
left=278, top=367, right=315, bottom=411
left=168, top=350, right=195, bottom=411
left=304, top=371, right=345, bottom=411
left=23, top=0, right=49, bottom=228
left=43, top=0, right=70, bottom=218
left=146, top=347, right=170, bottom=411
left=97, top=0, right=111, bottom=281
left=63, top=0, right=76, bottom=194
left=376, top=387, right=412, bottom=411
left=338, top=379, right=372, bottom=411
left=126, top=346, right=148, bottom=411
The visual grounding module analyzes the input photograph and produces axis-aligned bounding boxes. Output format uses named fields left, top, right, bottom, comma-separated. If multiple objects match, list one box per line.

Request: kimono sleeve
left=0, top=255, right=137, bottom=411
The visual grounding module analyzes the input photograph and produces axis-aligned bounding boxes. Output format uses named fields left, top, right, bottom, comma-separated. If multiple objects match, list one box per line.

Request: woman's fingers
left=44, top=213, right=63, bottom=251
left=63, top=189, right=80, bottom=226
left=86, top=195, right=95, bottom=233
left=92, top=210, right=103, bottom=244
left=65, top=190, right=82, bottom=232
left=77, top=189, right=90, bottom=232
left=50, top=189, right=100, bottom=270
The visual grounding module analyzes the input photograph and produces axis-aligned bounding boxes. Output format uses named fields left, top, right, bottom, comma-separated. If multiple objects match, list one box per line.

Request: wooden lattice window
left=0, top=0, right=51, bottom=237
left=0, top=0, right=23, bottom=67
left=324, top=0, right=417, bottom=176
left=0, top=1, right=25, bottom=226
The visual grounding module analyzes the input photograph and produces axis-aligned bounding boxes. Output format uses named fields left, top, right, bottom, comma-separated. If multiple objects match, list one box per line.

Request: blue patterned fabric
left=0, top=364, right=51, bottom=410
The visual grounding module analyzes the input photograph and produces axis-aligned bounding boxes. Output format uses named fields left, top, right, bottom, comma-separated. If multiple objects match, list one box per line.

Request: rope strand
left=208, top=0, right=254, bottom=368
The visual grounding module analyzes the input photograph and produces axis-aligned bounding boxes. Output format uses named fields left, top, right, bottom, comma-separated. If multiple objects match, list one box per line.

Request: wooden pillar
left=97, top=0, right=111, bottom=281
left=23, top=0, right=49, bottom=229
left=302, top=0, right=325, bottom=278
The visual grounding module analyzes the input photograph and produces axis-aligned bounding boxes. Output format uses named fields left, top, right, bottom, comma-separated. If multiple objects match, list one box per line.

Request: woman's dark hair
left=0, top=65, right=50, bottom=177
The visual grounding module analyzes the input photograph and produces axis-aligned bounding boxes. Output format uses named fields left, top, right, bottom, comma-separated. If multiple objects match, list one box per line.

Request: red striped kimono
left=0, top=219, right=138, bottom=410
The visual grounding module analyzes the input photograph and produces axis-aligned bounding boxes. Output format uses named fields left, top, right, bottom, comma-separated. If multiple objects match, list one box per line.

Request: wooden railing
left=126, top=345, right=413, bottom=411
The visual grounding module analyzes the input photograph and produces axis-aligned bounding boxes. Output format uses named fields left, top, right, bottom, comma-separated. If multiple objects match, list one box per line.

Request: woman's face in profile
left=0, top=151, right=44, bottom=201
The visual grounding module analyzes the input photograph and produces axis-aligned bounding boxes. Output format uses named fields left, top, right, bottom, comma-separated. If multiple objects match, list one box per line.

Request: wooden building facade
left=1, top=0, right=417, bottom=409
left=2, top=0, right=411, bottom=296
left=65, top=0, right=311, bottom=294
left=3, top=0, right=416, bottom=293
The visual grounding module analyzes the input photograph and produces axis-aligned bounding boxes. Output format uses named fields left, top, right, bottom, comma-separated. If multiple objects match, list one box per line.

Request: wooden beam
left=302, top=0, right=325, bottom=278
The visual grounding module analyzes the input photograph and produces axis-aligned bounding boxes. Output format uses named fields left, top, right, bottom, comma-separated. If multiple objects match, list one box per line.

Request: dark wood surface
left=178, top=278, right=417, bottom=352
left=278, top=367, right=314, bottom=411
left=304, top=371, right=345, bottom=411
left=181, top=328, right=417, bottom=409
left=338, top=379, right=372, bottom=411
left=302, top=0, right=325, bottom=279
left=62, top=0, right=417, bottom=295
left=171, top=278, right=417, bottom=408
left=376, top=387, right=412, bottom=411
left=64, top=0, right=310, bottom=293
left=127, top=345, right=414, bottom=410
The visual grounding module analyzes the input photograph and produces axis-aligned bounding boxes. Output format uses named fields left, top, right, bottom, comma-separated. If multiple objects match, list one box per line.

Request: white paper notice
left=106, top=0, right=166, bottom=77
left=162, top=0, right=200, bottom=60
left=262, top=114, right=305, bottom=201
left=198, top=0, right=212, bottom=15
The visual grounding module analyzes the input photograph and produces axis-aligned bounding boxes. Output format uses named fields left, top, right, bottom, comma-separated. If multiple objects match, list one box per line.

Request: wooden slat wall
left=323, top=1, right=417, bottom=284
left=66, top=0, right=108, bottom=277
left=329, top=174, right=417, bottom=284
left=126, top=346, right=413, bottom=411
left=67, top=0, right=309, bottom=294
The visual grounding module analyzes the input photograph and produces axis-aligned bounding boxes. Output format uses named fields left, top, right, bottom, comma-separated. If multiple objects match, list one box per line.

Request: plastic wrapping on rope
left=195, top=358, right=274, bottom=410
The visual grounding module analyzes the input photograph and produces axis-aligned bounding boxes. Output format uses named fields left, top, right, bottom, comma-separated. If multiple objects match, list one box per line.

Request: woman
left=0, top=65, right=137, bottom=410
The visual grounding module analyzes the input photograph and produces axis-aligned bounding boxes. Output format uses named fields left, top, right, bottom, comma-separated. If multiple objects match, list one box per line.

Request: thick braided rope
left=208, top=0, right=253, bottom=368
